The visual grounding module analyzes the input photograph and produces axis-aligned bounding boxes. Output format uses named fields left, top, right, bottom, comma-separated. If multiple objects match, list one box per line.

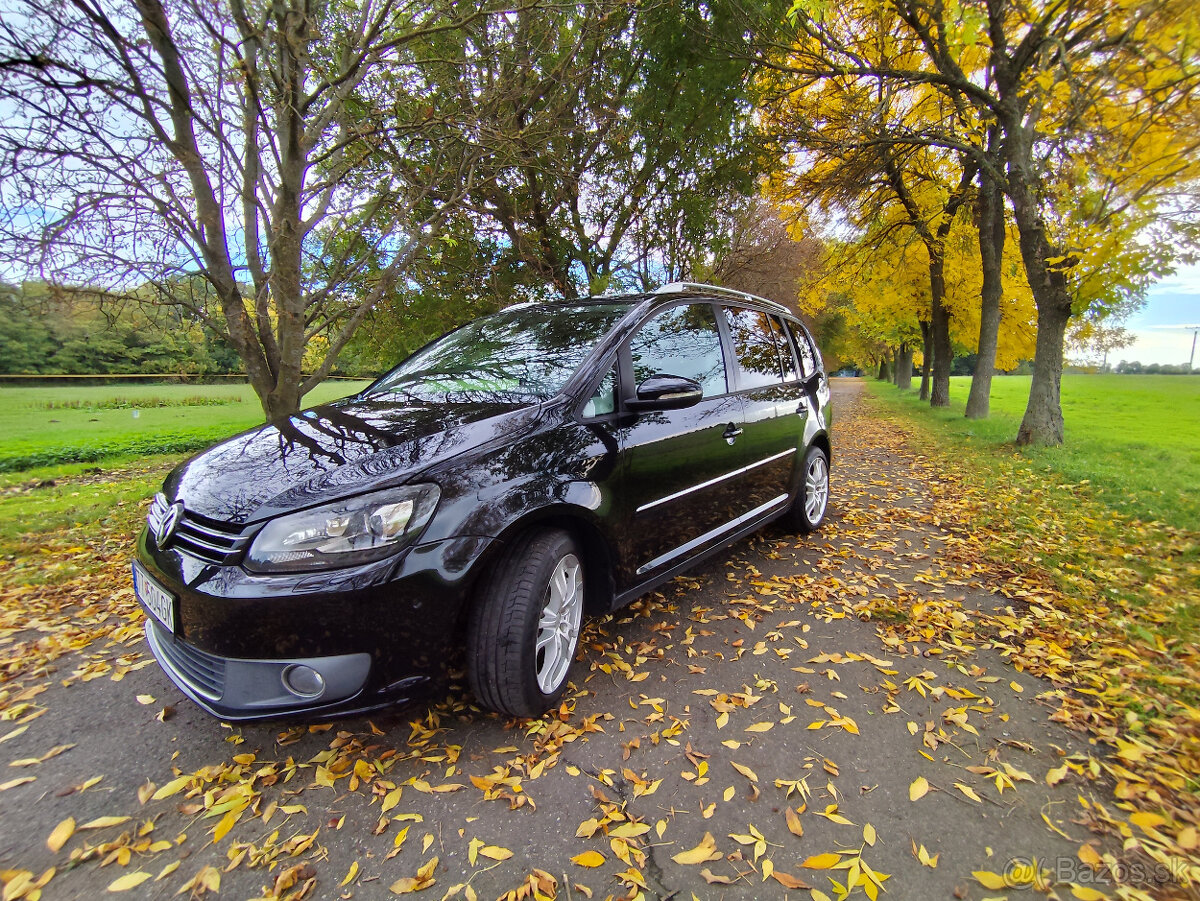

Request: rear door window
left=722, top=307, right=784, bottom=390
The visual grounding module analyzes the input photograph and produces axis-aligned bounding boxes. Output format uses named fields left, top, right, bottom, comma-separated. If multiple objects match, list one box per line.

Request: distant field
left=0, top=380, right=370, bottom=473
left=865, top=374, right=1200, bottom=532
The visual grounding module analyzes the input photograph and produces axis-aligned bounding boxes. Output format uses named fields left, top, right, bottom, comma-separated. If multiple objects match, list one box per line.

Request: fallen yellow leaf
left=79, top=816, right=131, bottom=830
left=390, top=856, right=438, bottom=894
left=731, top=761, right=758, bottom=782
left=46, top=817, right=75, bottom=853
left=785, top=807, right=803, bottom=838
left=801, top=852, right=841, bottom=869
left=107, top=871, right=152, bottom=892
left=1129, top=811, right=1166, bottom=833
left=953, top=782, right=982, bottom=803
left=151, top=776, right=190, bottom=801
left=672, top=832, right=722, bottom=865
left=973, top=870, right=1009, bottom=890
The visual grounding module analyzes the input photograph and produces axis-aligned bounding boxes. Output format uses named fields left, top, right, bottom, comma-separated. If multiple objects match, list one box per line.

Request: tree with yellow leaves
left=763, top=71, right=980, bottom=407
left=761, top=0, right=1199, bottom=442
left=795, top=211, right=1036, bottom=388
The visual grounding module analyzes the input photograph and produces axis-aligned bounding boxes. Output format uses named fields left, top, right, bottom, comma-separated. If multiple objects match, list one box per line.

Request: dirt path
left=0, top=380, right=1135, bottom=900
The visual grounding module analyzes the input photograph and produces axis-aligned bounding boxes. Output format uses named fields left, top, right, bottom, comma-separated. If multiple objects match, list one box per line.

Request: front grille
left=148, top=493, right=249, bottom=565
left=174, top=512, right=247, bottom=564
left=150, top=621, right=226, bottom=701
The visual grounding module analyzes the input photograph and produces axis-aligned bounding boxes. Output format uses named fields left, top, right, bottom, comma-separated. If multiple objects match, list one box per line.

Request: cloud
left=1154, top=262, right=1200, bottom=295
left=1119, top=328, right=1199, bottom=367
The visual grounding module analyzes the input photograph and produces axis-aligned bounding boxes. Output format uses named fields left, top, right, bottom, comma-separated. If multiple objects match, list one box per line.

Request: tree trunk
left=1017, top=299, right=1070, bottom=444
left=1004, top=126, right=1074, bottom=444
left=966, top=166, right=1005, bottom=420
left=928, top=255, right=951, bottom=407
left=984, top=28, right=1074, bottom=445
left=892, top=347, right=900, bottom=385
left=919, top=320, right=932, bottom=401
left=876, top=356, right=891, bottom=381
left=896, top=342, right=913, bottom=390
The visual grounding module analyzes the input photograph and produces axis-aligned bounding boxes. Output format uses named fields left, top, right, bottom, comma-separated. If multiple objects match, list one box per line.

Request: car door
left=720, top=306, right=806, bottom=513
left=616, top=302, right=746, bottom=577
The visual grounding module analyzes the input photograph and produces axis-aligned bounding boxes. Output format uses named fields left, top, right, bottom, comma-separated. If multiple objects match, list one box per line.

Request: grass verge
left=0, top=381, right=370, bottom=472
left=859, top=378, right=1200, bottom=887
left=863, top=374, right=1200, bottom=533
left=0, top=455, right=180, bottom=580
left=863, top=375, right=1199, bottom=646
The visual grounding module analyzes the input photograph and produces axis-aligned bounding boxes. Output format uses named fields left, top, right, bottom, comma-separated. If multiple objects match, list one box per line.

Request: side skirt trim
left=635, top=493, right=789, bottom=577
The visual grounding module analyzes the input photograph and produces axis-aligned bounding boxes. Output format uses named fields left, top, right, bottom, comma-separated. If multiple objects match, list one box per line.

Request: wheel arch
left=811, top=431, right=832, bottom=465
left=452, top=504, right=619, bottom=636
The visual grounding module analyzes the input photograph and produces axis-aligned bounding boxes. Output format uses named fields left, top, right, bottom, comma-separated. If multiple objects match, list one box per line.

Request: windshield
left=365, top=303, right=633, bottom=404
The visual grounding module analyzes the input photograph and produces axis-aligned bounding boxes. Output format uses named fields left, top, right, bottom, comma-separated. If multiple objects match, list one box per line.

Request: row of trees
left=1, top=0, right=1195, bottom=441
left=0, top=0, right=784, bottom=417
left=0, top=284, right=241, bottom=376
left=754, top=0, right=1199, bottom=443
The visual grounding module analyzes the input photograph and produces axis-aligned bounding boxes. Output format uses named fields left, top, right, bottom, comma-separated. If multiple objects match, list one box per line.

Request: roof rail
left=654, top=282, right=794, bottom=318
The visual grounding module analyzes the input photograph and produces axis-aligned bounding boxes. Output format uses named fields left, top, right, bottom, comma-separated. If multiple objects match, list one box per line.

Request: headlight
left=245, top=484, right=440, bottom=573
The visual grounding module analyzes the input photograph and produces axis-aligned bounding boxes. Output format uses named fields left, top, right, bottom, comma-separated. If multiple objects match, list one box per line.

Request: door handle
left=723, top=423, right=743, bottom=444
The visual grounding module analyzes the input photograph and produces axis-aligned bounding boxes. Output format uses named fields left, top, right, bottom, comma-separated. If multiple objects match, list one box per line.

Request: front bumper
left=135, top=530, right=496, bottom=721
left=145, top=621, right=379, bottom=720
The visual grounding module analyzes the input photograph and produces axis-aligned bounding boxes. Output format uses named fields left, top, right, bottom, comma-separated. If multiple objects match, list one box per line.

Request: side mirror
left=624, top=374, right=703, bottom=412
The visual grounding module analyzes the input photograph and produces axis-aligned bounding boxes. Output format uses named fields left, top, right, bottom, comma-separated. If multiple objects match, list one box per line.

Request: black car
left=134, top=283, right=832, bottom=720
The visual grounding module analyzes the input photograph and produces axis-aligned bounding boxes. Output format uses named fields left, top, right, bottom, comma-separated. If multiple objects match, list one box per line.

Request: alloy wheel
left=805, top=454, right=829, bottom=524
left=534, top=553, right=583, bottom=694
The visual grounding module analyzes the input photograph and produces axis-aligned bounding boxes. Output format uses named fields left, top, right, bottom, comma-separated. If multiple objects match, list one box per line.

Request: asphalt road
left=0, top=380, right=1118, bottom=900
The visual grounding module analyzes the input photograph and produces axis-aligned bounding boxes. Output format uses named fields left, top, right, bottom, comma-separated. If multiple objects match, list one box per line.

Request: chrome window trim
left=635, top=447, right=796, bottom=514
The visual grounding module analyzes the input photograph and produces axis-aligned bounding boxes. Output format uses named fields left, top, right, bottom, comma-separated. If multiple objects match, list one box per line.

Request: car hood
left=163, top=395, right=542, bottom=525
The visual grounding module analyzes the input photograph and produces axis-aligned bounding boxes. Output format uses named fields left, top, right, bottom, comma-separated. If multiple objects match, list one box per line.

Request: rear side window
left=723, top=307, right=784, bottom=389
left=787, top=321, right=817, bottom=378
left=768, top=316, right=799, bottom=382
left=628, top=304, right=727, bottom=398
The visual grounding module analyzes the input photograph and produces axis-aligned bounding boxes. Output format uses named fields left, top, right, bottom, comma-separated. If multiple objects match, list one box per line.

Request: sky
left=1119, top=263, right=1200, bottom=367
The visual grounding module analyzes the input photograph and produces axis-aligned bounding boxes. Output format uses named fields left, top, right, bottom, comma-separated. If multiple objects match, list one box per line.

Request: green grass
left=0, top=380, right=369, bottom=472
left=0, top=458, right=178, bottom=578
left=0, top=381, right=369, bottom=564
left=865, top=374, right=1200, bottom=532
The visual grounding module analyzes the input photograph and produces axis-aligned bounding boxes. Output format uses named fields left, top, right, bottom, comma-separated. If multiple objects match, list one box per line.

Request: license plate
left=133, top=562, right=175, bottom=632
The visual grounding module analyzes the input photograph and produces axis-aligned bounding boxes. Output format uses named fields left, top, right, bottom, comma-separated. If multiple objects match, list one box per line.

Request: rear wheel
left=467, top=529, right=583, bottom=717
left=787, top=445, right=829, bottom=533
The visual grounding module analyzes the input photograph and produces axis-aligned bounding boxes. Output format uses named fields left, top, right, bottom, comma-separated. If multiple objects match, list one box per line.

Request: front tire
left=467, top=529, right=584, bottom=717
left=787, top=445, right=830, bottom=533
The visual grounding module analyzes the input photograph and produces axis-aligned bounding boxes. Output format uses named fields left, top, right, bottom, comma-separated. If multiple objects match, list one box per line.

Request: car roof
left=508, top=282, right=799, bottom=321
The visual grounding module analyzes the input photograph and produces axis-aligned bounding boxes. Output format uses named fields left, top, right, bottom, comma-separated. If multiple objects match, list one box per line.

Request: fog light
left=281, top=664, right=326, bottom=698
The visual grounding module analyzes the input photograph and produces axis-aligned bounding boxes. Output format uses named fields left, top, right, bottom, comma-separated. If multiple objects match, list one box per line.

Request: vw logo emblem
left=155, top=502, right=184, bottom=550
